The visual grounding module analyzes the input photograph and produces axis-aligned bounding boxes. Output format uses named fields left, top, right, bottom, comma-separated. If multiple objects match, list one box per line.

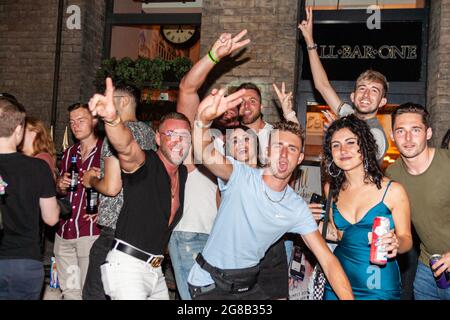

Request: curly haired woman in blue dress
left=322, top=115, right=412, bottom=300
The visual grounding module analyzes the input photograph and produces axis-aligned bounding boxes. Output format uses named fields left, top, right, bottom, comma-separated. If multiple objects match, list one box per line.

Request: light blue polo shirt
left=187, top=158, right=318, bottom=287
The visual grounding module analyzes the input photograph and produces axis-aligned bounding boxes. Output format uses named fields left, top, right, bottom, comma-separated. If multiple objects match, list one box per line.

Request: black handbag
left=57, top=197, right=72, bottom=220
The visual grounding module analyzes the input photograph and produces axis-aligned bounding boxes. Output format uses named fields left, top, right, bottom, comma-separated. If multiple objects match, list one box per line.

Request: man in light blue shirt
left=188, top=89, right=354, bottom=300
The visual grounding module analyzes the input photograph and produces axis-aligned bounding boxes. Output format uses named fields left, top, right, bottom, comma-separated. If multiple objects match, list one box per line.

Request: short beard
left=161, top=145, right=188, bottom=166
left=241, top=111, right=261, bottom=125
left=399, top=144, right=426, bottom=159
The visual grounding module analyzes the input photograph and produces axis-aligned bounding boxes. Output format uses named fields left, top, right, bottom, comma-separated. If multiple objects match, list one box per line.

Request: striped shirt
left=56, top=139, right=103, bottom=239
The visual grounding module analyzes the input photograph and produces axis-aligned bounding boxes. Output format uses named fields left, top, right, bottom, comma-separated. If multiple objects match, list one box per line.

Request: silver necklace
left=263, top=184, right=288, bottom=203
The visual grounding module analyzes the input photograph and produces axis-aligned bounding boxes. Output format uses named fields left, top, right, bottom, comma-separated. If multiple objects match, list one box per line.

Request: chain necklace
left=170, top=172, right=179, bottom=200
left=263, top=183, right=288, bottom=203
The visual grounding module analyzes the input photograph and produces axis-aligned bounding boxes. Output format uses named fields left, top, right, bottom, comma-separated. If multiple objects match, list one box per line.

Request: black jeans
left=398, top=231, right=420, bottom=300
left=82, top=226, right=115, bottom=300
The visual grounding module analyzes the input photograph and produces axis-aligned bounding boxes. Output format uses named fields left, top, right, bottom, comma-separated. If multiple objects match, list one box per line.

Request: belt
left=112, top=240, right=163, bottom=268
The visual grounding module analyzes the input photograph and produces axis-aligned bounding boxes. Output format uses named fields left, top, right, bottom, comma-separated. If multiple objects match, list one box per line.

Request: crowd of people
left=1, top=8, right=449, bottom=300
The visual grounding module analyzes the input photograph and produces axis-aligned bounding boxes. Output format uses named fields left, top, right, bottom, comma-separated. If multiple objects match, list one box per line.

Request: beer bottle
left=68, top=156, right=78, bottom=192
left=86, top=187, right=98, bottom=214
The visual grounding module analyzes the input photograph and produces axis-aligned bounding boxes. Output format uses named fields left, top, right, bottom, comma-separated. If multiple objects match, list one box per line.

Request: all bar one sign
left=319, top=45, right=418, bottom=60
left=301, top=21, right=423, bottom=81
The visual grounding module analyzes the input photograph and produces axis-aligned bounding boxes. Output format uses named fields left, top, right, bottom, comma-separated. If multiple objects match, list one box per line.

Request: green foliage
left=95, top=56, right=192, bottom=92
left=169, top=57, right=193, bottom=82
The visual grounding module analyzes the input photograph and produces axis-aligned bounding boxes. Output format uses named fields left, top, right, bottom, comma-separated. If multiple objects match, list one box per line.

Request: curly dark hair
left=441, top=129, right=450, bottom=149
left=323, top=114, right=383, bottom=202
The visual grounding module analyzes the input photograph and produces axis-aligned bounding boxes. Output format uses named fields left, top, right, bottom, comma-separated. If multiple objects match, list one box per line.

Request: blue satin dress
left=324, top=181, right=401, bottom=300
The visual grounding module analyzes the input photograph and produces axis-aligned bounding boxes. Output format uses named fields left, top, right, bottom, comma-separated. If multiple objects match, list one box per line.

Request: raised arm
left=272, top=82, right=299, bottom=124
left=298, top=7, right=343, bottom=114
left=193, top=88, right=246, bottom=181
left=88, top=78, right=145, bottom=173
left=177, top=30, right=250, bottom=125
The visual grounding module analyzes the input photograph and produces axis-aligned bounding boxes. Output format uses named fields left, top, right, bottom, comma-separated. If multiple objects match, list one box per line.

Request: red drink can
left=370, top=216, right=391, bottom=265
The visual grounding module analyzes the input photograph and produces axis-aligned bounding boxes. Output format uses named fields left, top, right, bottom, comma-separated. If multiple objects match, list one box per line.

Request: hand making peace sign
left=210, top=29, right=251, bottom=61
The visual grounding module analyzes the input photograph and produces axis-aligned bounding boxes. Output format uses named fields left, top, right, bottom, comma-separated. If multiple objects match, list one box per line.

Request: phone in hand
left=290, top=245, right=306, bottom=281
left=310, top=193, right=326, bottom=207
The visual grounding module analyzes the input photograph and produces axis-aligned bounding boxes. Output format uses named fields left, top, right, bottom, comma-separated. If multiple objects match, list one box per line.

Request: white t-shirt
left=174, top=168, right=218, bottom=234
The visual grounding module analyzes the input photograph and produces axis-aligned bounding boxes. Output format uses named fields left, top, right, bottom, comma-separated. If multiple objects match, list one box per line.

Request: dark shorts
left=258, top=237, right=289, bottom=299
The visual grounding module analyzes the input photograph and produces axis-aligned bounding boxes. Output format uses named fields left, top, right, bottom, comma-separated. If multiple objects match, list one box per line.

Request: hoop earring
left=327, top=161, right=342, bottom=178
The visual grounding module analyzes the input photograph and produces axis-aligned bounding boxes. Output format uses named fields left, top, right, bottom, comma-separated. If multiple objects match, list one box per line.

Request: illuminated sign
left=301, top=21, right=423, bottom=81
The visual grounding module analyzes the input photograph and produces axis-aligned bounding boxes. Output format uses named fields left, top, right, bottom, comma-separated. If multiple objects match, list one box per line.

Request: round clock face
left=161, top=25, right=199, bottom=48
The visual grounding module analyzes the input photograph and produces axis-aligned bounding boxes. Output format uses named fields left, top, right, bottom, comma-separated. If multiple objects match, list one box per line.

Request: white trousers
left=101, top=245, right=169, bottom=300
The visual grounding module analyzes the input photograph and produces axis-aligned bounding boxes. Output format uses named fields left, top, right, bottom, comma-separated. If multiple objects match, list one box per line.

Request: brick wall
left=427, top=0, right=450, bottom=147
left=0, top=0, right=105, bottom=152
left=200, top=0, right=299, bottom=124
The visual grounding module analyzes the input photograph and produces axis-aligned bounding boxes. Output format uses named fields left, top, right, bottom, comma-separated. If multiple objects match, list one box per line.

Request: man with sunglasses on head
left=88, top=78, right=191, bottom=300
left=81, top=83, right=156, bottom=300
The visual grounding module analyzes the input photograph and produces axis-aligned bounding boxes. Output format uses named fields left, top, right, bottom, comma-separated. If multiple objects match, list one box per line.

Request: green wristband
left=208, top=51, right=220, bottom=64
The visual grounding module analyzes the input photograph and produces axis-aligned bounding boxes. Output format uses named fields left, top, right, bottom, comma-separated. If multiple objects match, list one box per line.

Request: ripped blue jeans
left=168, top=231, right=209, bottom=300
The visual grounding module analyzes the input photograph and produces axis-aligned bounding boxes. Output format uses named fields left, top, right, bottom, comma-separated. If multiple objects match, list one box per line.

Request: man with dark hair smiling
left=386, top=103, right=450, bottom=300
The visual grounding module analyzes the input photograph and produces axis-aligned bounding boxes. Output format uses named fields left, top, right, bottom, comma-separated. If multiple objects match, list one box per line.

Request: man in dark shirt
left=88, top=78, right=191, bottom=300
left=81, top=84, right=156, bottom=300
left=0, top=97, right=59, bottom=300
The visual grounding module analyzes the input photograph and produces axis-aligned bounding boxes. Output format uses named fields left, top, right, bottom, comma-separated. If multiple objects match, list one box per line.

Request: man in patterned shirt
left=55, top=103, right=103, bottom=300
left=81, top=84, right=156, bottom=300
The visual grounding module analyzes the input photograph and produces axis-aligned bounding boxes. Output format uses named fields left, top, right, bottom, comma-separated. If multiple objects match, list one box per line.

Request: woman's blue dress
left=324, top=181, right=401, bottom=300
